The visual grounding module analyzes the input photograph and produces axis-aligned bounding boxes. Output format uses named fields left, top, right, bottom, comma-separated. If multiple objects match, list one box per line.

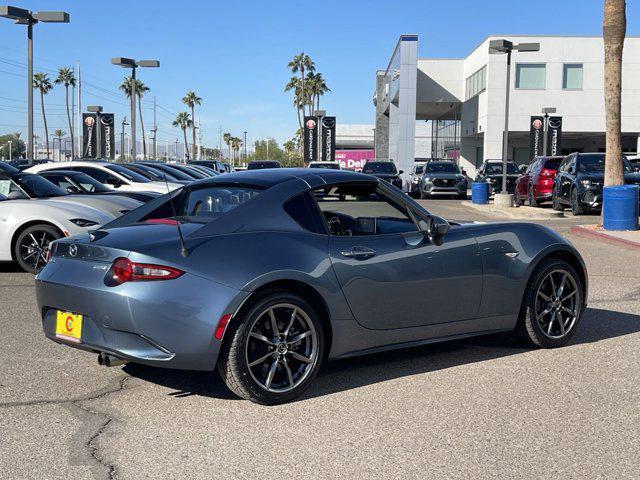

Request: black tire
left=517, top=258, right=584, bottom=348
left=420, top=191, right=430, bottom=200
left=217, top=291, right=325, bottom=405
left=552, top=189, right=564, bottom=211
left=457, top=192, right=467, bottom=200
left=570, top=188, right=584, bottom=216
left=529, top=186, right=538, bottom=207
left=13, top=224, right=61, bottom=274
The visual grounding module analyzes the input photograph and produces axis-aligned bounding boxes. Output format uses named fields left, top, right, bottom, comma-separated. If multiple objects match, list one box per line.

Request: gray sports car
left=36, top=169, right=588, bottom=404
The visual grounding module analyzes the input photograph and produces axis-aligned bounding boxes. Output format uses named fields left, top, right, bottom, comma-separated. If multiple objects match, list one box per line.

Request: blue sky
left=0, top=0, right=638, bottom=149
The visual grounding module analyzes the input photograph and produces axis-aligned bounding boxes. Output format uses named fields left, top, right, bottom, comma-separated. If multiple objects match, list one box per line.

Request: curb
left=462, top=201, right=565, bottom=219
left=569, top=226, right=640, bottom=251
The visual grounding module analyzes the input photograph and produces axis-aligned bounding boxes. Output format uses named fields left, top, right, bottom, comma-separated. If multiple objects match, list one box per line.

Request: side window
left=313, top=184, right=418, bottom=236
left=284, top=192, right=326, bottom=234
left=73, top=167, right=115, bottom=184
left=558, top=156, right=571, bottom=172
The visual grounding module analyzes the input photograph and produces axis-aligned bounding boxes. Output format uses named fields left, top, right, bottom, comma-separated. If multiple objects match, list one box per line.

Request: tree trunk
left=138, top=97, right=147, bottom=159
left=64, top=86, right=74, bottom=159
left=191, top=106, right=196, bottom=160
left=603, top=0, right=626, bottom=191
left=183, top=127, right=190, bottom=161
left=41, top=91, right=49, bottom=158
left=300, top=68, right=306, bottom=117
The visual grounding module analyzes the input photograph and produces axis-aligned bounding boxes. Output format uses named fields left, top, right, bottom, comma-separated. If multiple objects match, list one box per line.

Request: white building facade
left=374, top=34, right=640, bottom=181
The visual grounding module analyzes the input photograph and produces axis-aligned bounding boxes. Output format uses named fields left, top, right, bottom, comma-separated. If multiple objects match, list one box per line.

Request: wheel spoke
left=537, top=307, right=552, bottom=320
left=264, top=360, right=278, bottom=389
left=268, top=309, right=280, bottom=337
left=556, top=274, right=567, bottom=297
left=289, top=351, right=312, bottom=363
left=29, top=233, right=39, bottom=246
left=562, top=290, right=577, bottom=301
left=547, top=316, right=555, bottom=335
left=248, top=352, right=273, bottom=368
left=548, top=273, right=557, bottom=296
left=282, top=358, right=294, bottom=387
left=556, top=311, right=565, bottom=335
left=538, top=292, right=552, bottom=302
left=283, top=307, right=297, bottom=338
left=561, top=306, right=575, bottom=317
left=249, top=332, right=274, bottom=346
left=288, top=331, right=311, bottom=345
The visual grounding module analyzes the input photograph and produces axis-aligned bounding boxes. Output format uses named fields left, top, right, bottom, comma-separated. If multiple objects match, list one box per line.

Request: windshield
left=485, top=162, right=518, bottom=175
left=129, top=164, right=178, bottom=181
left=309, top=163, right=340, bottom=169
left=248, top=162, right=281, bottom=170
left=69, top=173, right=111, bottom=193
left=363, top=162, right=397, bottom=174
left=104, top=164, right=151, bottom=183
left=424, top=163, right=459, bottom=174
left=578, top=154, right=634, bottom=173
left=13, top=173, right=66, bottom=198
left=177, top=186, right=262, bottom=220
left=414, top=165, right=424, bottom=175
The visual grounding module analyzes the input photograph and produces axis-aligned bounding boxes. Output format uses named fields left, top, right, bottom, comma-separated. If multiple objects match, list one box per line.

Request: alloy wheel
left=245, top=303, right=318, bottom=393
left=535, top=269, right=580, bottom=339
left=19, top=230, right=55, bottom=271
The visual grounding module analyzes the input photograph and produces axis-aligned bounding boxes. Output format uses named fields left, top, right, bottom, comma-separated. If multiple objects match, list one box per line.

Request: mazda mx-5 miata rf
left=36, top=169, right=588, bottom=404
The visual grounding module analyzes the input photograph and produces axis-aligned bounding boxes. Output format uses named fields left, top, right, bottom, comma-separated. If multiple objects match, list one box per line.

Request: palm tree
left=53, top=129, right=66, bottom=160
left=54, top=68, right=76, bottom=158
left=172, top=112, right=192, bottom=161
left=307, top=72, right=331, bottom=112
left=182, top=91, right=202, bottom=159
left=603, top=0, right=626, bottom=194
left=231, top=137, right=243, bottom=165
left=284, top=76, right=303, bottom=131
left=33, top=72, right=53, bottom=158
left=135, top=80, right=150, bottom=159
left=223, top=132, right=232, bottom=160
left=287, top=52, right=315, bottom=117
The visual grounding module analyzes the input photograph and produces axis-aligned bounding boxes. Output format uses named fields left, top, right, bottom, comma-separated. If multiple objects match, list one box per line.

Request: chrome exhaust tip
left=98, top=352, right=128, bottom=367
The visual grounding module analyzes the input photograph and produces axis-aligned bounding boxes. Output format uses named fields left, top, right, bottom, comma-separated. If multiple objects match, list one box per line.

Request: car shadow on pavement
left=122, top=307, right=640, bottom=402
left=0, top=262, right=22, bottom=273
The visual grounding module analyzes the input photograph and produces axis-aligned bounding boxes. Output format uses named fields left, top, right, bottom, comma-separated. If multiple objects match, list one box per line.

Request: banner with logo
left=529, top=116, right=544, bottom=160
left=303, top=116, right=318, bottom=164
left=321, top=116, right=336, bottom=163
left=547, top=116, right=563, bottom=156
left=99, top=113, right=115, bottom=159
left=82, top=113, right=98, bottom=159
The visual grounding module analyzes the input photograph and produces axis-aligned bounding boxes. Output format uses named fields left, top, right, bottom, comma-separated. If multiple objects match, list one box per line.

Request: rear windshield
left=13, top=173, right=66, bottom=197
left=177, top=186, right=262, bottom=219
left=424, top=163, right=459, bottom=174
left=542, top=159, right=561, bottom=170
left=578, top=154, right=634, bottom=173
left=104, top=164, right=151, bottom=183
left=363, top=162, right=397, bottom=174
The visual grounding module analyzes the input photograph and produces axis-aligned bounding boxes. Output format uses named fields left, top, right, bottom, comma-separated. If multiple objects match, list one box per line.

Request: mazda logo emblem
left=548, top=118, right=562, bottom=129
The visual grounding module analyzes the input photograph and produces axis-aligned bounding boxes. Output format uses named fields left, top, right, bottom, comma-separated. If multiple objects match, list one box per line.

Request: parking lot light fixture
left=1, top=6, right=70, bottom=165
left=111, top=57, right=159, bottom=161
left=489, top=39, right=540, bottom=200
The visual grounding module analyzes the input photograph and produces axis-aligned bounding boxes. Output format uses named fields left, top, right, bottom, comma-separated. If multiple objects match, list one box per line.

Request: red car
left=515, top=156, right=563, bottom=206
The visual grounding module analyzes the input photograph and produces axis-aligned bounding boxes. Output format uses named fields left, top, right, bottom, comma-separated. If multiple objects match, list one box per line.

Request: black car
left=419, top=161, right=468, bottom=200
left=474, top=160, right=520, bottom=194
left=136, top=161, right=199, bottom=181
left=123, top=163, right=186, bottom=184
left=38, top=170, right=161, bottom=203
left=247, top=160, right=282, bottom=170
left=189, top=160, right=228, bottom=174
left=361, top=161, right=403, bottom=190
left=627, top=155, right=640, bottom=172
left=552, top=152, right=640, bottom=215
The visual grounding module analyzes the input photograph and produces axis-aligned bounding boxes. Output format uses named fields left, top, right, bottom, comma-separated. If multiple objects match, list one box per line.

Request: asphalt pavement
left=1, top=199, right=639, bottom=479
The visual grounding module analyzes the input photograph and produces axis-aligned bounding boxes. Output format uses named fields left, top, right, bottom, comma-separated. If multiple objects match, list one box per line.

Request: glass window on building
left=465, top=65, right=487, bottom=100
left=515, top=64, right=546, bottom=89
left=563, top=64, right=583, bottom=90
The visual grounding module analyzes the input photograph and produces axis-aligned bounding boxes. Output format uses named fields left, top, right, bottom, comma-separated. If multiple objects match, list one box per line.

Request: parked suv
left=515, top=156, right=563, bottom=207
left=474, top=160, right=519, bottom=194
left=419, top=161, right=467, bottom=199
left=552, top=152, right=640, bottom=215
left=362, top=161, right=403, bottom=189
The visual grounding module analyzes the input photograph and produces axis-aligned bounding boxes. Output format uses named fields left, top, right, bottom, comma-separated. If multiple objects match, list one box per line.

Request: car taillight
left=108, top=257, right=184, bottom=285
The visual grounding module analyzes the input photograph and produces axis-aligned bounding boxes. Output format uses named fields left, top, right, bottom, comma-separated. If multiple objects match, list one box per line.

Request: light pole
left=120, top=116, right=128, bottom=161
left=111, top=57, right=159, bottom=161
left=8, top=140, right=12, bottom=161
left=243, top=131, right=247, bottom=165
left=1, top=6, right=69, bottom=165
left=489, top=39, right=540, bottom=203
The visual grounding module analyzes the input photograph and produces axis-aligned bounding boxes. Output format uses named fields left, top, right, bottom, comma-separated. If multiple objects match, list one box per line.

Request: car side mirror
left=66, top=186, right=81, bottom=194
left=519, top=165, right=527, bottom=173
left=398, top=170, right=404, bottom=175
left=427, top=215, right=449, bottom=246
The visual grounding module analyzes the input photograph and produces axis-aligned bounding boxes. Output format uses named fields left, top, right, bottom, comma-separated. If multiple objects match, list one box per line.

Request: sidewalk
left=462, top=201, right=564, bottom=219
left=570, top=224, right=640, bottom=250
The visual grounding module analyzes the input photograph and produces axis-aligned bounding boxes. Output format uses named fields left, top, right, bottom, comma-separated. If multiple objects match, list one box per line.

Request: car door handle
left=341, top=247, right=376, bottom=260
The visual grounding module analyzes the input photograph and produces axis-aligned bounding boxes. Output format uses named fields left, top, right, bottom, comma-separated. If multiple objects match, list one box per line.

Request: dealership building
left=374, top=34, right=640, bottom=182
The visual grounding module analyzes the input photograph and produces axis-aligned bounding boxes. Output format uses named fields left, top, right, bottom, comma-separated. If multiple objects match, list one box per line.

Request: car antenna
left=162, top=173, right=189, bottom=257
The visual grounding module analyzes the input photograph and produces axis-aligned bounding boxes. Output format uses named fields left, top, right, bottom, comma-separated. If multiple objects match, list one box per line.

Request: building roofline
left=382, top=34, right=419, bottom=75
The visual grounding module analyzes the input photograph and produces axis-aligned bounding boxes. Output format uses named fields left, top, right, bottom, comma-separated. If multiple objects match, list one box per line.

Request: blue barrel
left=472, top=182, right=490, bottom=205
left=602, top=185, right=639, bottom=231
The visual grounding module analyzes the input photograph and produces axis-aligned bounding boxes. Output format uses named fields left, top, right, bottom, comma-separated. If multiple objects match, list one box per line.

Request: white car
left=0, top=169, right=143, bottom=218
left=0, top=195, right=114, bottom=273
left=25, top=161, right=181, bottom=194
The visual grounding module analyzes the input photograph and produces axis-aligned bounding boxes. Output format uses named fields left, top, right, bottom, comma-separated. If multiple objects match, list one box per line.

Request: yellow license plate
left=55, top=310, right=83, bottom=343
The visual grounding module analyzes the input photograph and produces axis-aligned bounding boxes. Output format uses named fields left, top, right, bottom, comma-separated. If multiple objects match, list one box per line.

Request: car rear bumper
left=35, top=258, right=248, bottom=370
